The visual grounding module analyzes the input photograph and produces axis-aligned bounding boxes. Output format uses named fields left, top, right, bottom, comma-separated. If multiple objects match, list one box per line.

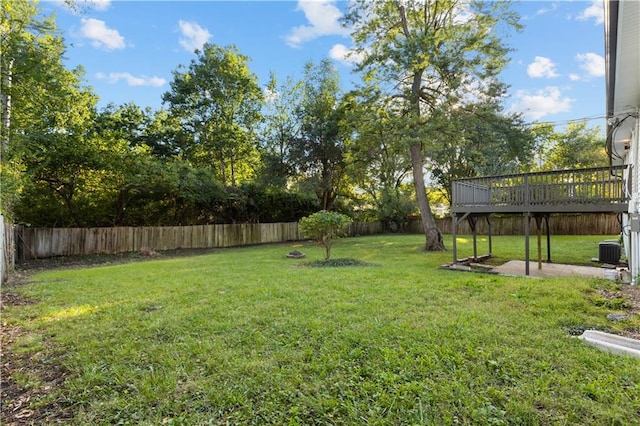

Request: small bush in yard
left=299, top=210, right=352, bottom=260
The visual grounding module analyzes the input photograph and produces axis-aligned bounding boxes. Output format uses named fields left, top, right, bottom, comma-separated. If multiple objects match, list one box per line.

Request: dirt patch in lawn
left=14, top=247, right=220, bottom=272
left=301, top=258, right=378, bottom=267
left=597, top=284, right=640, bottom=340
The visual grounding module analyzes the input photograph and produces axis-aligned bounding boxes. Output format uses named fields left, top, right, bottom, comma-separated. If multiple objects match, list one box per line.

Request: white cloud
left=510, top=87, right=574, bottom=121
left=178, top=20, right=211, bottom=53
left=97, top=72, right=166, bottom=87
left=576, top=52, right=605, bottom=77
left=80, top=18, right=125, bottom=50
left=535, top=2, right=559, bottom=16
left=569, top=73, right=581, bottom=81
left=285, top=0, right=349, bottom=48
left=328, top=43, right=365, bottom=66
left=527, top=56, right=559, bottom=79
left=577, top=0, right=604, bottom=25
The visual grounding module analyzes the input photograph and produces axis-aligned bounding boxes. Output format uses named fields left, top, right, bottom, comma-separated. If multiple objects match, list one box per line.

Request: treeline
left=1, top=1, right=608, bottom=230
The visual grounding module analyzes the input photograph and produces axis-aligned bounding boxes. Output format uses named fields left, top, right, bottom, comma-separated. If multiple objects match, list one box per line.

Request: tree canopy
left=162, top=43, right=264, bottom=187
left=344, top=0, right=522, bottom=250
left=3, top=0, right=604, bottom=231
left=535, top=121, right=607, bottom=171
left=289, top=59, right=350, bottom=211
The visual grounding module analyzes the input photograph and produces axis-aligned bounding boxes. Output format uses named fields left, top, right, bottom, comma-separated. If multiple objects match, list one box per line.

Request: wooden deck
left=449, top=165, right=629, bottom=275
left=451, top=165, right=629, bottom=214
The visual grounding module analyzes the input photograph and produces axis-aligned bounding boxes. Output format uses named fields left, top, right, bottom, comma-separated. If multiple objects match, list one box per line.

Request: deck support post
left=485, top=215, right=493, bottom=255
left=452, top=214, right=458, bottom=264
left=529, top=213, right=552, bottom=272
left=534, top=214, right=552, bottom=266
left=524, top=212, right=531, bottom=276
left=469, top=216, right=478, bottom=261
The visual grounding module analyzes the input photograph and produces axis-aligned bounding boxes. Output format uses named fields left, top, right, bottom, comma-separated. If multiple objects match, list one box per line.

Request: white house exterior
left=605, top=0, right=640, bottom=283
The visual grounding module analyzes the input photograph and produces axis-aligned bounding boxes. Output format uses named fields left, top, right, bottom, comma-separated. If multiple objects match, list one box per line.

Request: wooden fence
left=11, top=213, right=619, bottom=262
left=15, top=223, right=301, bottom=261
left=13, top=221, right=383, bottom=261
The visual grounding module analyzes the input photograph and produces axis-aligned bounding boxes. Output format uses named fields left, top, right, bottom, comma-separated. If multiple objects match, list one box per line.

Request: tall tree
left=1, top=0, right=61, bottom=217
left=257, top=72, right=302, bottom=188
left=345, top=0, right=520, bottom=250
left=15, top=83, right=105, bottom=227
left=138, top=108, right=191, bottom=159
left=162, top=43, right=263, bottom=187
left=345, top=87, right=416, bottom=228
left=290, top=59, right=349, bottom=211
left=1, top=0, right=107, bottom=224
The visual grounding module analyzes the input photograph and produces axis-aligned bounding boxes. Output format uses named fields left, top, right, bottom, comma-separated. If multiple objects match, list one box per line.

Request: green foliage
left=376, top=188, right=416, bottom=232
left=344, top=88, right=414, bottom=216
left=256, top=72, right=302, bottom=188
left=299, top=210, right=353, bottom=260
left=13, top=159, right=321, bottom=227
left=426, top=102, right=536, bottom=201
left=535, top=121, right=608, bottom=170
left=3, top=235, right=639, bottom=424
left=290, top=60, right=349, bottom=211
left=229, top=183, right=318, bottom=223
left=151, top=162, right=227, bottom=226
left=162, top=43, right=264, bottom=186
left=94, top=102, right=153, bottom=150
left=345, top=0, right=521, bottom=250
left=10, top=74, right=101, bottom=226
left=1, top=0, right=95, bottom=219
left=0, top=157, right=22, bottom=220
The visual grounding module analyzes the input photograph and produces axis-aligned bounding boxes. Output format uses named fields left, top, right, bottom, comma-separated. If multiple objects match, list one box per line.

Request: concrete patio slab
left=491, top=260, right=609, bottom=279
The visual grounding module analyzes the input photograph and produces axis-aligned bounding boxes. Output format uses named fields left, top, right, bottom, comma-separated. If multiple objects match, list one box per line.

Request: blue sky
left=44, top=0, right=607, bottom=129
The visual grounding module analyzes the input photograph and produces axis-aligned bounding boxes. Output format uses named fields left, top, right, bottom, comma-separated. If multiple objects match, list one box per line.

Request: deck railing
left=451, top=165, right=628, bottom=213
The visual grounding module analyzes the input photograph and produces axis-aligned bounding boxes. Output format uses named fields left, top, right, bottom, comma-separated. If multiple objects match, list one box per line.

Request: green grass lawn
left=3, top=234, right=639, bottom=425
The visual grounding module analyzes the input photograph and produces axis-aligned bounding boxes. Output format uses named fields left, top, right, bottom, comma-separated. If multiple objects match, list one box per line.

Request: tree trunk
left=407, top=65, right=445, bottom=251
left=322, top=235, right=331, bottom=260
left=219, top=156, right=227, bottom=186
left=1, top=58, right=13, bottom=152
left=409, top=143, right=445, bottom=251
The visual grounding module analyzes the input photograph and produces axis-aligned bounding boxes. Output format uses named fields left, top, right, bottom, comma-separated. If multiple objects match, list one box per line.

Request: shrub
left=299, top=210, right=353, bottom=260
